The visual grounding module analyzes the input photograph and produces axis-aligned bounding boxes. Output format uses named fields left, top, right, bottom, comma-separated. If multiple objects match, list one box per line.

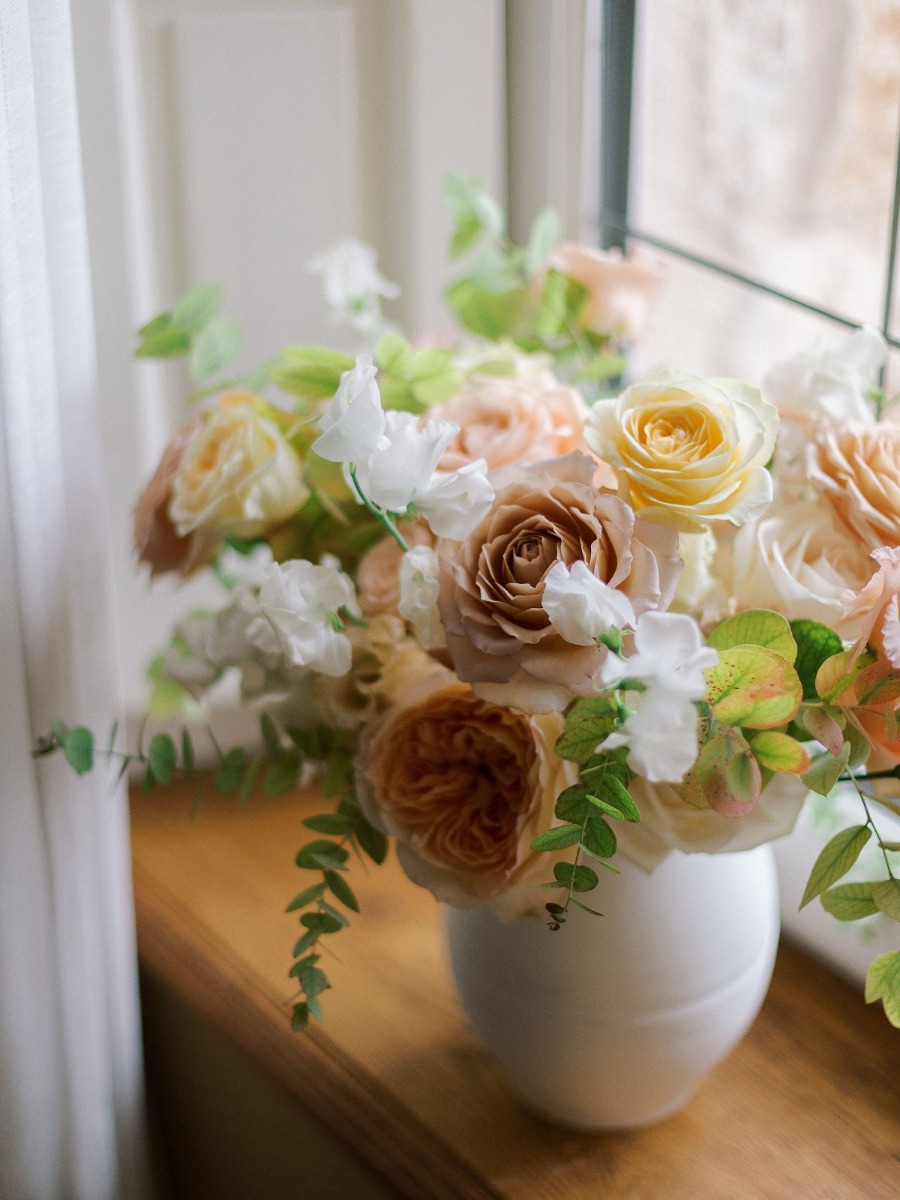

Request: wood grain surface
left=131, top=782, right=900, bottom=1200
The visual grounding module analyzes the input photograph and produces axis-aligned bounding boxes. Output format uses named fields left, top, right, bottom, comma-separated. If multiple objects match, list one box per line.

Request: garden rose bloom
left=437, top=452, right=681, bottom=693
left=170, top=391, right=307, bottom=537
left=548, top=242, right=665, bottom=340
left=730, top=499, right=872, bottom=626
left=839, top=546, right=900, bottom=667
left=763, top=325, right=885, bottom=429
left=436, top=372, right=588, bottom=471
left=807, top=421, right=900, bottom=551
left=585, top=371, right=778, bottom=532
left=133, top=416, right=219, bottom=577
left=355, top=683, right=577, bottom=907
left=614, top=773, right=808, bottom=872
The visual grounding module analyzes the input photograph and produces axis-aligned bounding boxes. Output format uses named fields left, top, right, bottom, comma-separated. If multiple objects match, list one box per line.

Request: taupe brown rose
left=437, top=452, right=681, bottom=692
left=355, top=682, right=576, bottom=906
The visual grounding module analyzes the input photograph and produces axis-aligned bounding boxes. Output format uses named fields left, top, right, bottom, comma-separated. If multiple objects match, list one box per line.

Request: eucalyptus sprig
left=34, top=711, right=388, bottom=1028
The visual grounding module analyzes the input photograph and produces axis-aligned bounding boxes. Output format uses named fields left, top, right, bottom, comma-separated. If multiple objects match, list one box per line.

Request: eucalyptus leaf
left=63, top=727, right=94, bottom=775
left=147, top=732, right=177, bottom=786
left=285, top=882, right=327, bottom=912
left=799, top=824, right=871, bottom=909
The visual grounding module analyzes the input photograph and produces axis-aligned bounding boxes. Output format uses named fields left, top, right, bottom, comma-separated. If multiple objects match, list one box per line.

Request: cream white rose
left=170, top=392, right=307, bottom=537
left=729, top=499, right=872, bottom=625
left=585, top=370, right=778, bottom=533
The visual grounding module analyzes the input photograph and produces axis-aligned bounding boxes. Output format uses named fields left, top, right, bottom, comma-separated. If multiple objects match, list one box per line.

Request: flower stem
left=348, top=466, right=410, bottom=552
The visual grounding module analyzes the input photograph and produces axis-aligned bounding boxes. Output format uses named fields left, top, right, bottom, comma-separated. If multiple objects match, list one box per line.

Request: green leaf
left=444, top=174, right=505, bottom=242
left=137, top=312, right=173, bottom=339
left=587, top=774, right=641, bottom=823
left=291, top=1002, right=310, bottom=1031
left=172, top=284, right=223, bottom=329
left=318, top=899, right=350, bottom=928
left=879, top=840, right=900, bottom=852
left=525, top=207, right=563, bottom=276
left=865, top=951, right=900, bottom=1026
left=260, top=712, right=282, bottom=757
left=800, top=824, right=872, bottom=908
left=135, top=326, right=191, bottom=358
left=147, top=733, right=177, bottom=786
left=215, top=747, right=247, bottom=796
left=746, top=730, right=811, bottom=775
left=263, top=753, right=300, bottom=796
left=300, top=911, right=343, bottom=935
left=571, top=898, right=604, bottom=916
left=871, top=878, right=900, bottom=922
left=189, top=315, right=242, bottom=380
left=555, top=696, right=621, bottom=763
left=292, top=930, right=319, bottom=958
left=63, top=727, right=94, bottom=775
left=295, top=839, right=349, bottom=872
left=444, top=278, right=531, bottom=340
left=705, top=646, right=803, bottom=729
left=295, top=962, right=330, bottom=998
left=324, top=869, right=359, bottom=913
left=820, top=882, right=879, bottom=921
left=354, top=818, right=388, bottom=865
left=554, top=785, right=592, bottom=823
left=581, top=814, right=617, bottom=860
left=181, top=728, right=195, bottom=773
left=450, top=213, right=483, bottom=258
left=285, top=882, right=327, bottom=912
left=238, top=756, right=262, bottom=804
left=801, top=706, right=845, bottom=757
left=303, top=813, right=355, bottom=835
left=374, top=333, right=412, bottom=375
left=272, top=345, right=354, bottom=400
left=814, top=648, right=874, bottom=705
left=535, top=268, right=587, bottom=339
left=49, top=717, right=69, bottom=743
left=571, top=864, right=600, bottom=892
left=322, top=753, right=352, bottom=798
left=800, top=743, right=850, bottom=797
left=553, top=862, right=575, bottom=883
left=790, top=620, right=844, bottom=700
left=531, top=824, right=581, bottom=852
left=707, top=609, right=797, bottom=663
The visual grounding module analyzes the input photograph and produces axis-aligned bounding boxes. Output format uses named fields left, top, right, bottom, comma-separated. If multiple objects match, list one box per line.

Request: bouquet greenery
left=37, top=177, right=900, bottom=1031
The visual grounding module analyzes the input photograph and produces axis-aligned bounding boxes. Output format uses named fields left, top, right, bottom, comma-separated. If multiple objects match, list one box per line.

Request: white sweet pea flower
left=598, top=610, right=718, bottom=698
left=307, top=239, right=399, bottom=335
left=763, top=325, right=886, bottom=427
left=353, top=412, right=457, bottom=512
left=252, top=560, right=357, bottom=676
left=415, top=460, right=495, bottom=539
left=541, top=560, right=635, bottom=646
left=596, top=611, right=718, bottom=784
left=398, top=545, right=445, bottom=650
left=601, top=689, right=701, bottom=783
left=312, top=356, right=386, bottom=465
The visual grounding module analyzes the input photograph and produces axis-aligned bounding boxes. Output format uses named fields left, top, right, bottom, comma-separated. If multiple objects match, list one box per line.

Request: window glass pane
left=630, top=252, right=855, bottom=384
left=630, top=0, right=900, bottom=329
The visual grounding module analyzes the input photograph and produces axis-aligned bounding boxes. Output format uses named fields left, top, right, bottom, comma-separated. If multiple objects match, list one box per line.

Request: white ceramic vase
left=445, top=844, right=780, bottom=1130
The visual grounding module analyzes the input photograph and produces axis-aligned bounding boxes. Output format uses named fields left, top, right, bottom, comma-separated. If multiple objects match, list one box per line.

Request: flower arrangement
left=37, top=177, right=900, bottom=1030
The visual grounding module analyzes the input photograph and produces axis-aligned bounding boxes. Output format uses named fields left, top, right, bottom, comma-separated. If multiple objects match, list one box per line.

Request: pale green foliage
left=865, top=952, right=900, bottom=1027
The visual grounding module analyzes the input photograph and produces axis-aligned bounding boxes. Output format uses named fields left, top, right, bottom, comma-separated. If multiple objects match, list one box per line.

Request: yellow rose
left=585, top=370, right=778, bottom=533
left=169, top=391, right=308, bottom=537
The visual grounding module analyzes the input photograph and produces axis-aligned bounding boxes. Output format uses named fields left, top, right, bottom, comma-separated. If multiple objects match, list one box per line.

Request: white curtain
left=0, top=0, right=152, bottom=1196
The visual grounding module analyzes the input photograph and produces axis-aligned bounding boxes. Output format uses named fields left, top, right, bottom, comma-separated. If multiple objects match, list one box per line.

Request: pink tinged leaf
left=801, top=706, right=846, bottom=757
left=678, top=729, right=762, bottom=818
left=853, top=660, right=900, bottom=706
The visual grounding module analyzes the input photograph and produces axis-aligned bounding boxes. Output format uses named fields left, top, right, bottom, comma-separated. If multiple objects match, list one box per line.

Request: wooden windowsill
left=131, top=782, right=900, bottom=1200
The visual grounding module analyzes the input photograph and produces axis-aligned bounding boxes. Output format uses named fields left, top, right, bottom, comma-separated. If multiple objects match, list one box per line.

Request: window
left=590, top=0, right=900, bottom=983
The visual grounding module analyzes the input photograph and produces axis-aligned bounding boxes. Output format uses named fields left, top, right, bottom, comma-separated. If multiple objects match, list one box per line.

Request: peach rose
left=585, top=370, right=778, bottom=533
left=729, top=499, right=872, bottom=626
left=807, top=421, right=900, bottom=551
left=548, top=242, right=665, bottom=340
left=355, top=522, right=434, bottom=616
left=355, top=682, right=577, bottom=906
left=169, top=391, right=308, bottom=538
left=437, top=452, right=681, bottom=693
left=133, top=416, right=219, bottom=577
left=839, top=546, right=900, bottom=667
left=435, top=372, right=588, bottom=471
